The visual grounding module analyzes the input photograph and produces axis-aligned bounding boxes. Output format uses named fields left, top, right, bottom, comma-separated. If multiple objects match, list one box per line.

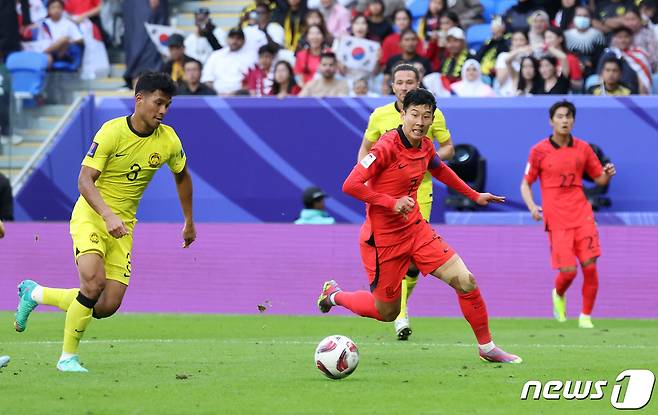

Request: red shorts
left=549, top=222, right=601, bottom=269
left=359, top=221, right=455, bottom=301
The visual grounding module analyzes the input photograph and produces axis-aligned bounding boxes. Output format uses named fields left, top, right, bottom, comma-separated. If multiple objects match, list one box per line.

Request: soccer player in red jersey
left=521, top=100, right=616, bottom=329
left=318, top=89, right=522, bottom=363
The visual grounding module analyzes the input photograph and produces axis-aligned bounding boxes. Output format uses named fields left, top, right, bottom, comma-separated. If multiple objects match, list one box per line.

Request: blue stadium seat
left=585, top=74, right=600, bottom=92
left=51, top=43, right=83, bottom=72
left=466, top=23, right=491, bottom=51
left=652, top=73, right=658, bottom=94
left=5, top=51, right=48, bottom=97
left=496, top=0, right=517, bottom=17
left=408, top=0, right=429, bottom=19
left=481, top=0, right=496, bottom=22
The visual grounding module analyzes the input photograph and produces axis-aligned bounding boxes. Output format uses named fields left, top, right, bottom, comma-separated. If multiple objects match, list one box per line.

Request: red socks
left=457, top=288, right=492, bottom=345
left=555, top=270, right=577, bottom=297
left=334, top=291, right=385, bottom=321
left=581, top=263, right=599, bottom=315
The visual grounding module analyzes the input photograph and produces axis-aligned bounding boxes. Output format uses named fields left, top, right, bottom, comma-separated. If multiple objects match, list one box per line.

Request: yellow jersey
left=363, top=102, right=451, bottom=211
left=72, top=116, right=187, bottom=223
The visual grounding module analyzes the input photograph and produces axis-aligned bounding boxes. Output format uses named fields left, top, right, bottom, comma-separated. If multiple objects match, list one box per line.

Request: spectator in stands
left=418, top=0, right=445, bottom=42
left=184, top=7, right=225, bottom=64
left=122, top=0, right=167, bottom=88
left=639, top=0, right=657, bottom=29
left=593, top=0, right=634, bottom=33
left=597, top=26, right=649, bottom=94
left=356, top=0, right=405, bottom=19
left=202, top=27, right=257, bottom=95
left=253, top=3, right=285, bottom=47
left=351, top=76, right=379, bottom=96
left=565, top=6, right=606, bottom=80
left=294, top=24, right=329, bottom=84
left=528, top=10, right=550, bottom=49
left=383, top=29, right=432, bottom=79
left=239, top=0, right=276, bottom=24
left=439, top=27, right=473, bottom=84
left=0, top=172, right=13, bottom=221
left=365, top=0, right=393, bottom=43
left=545, top=27, right=582, bottom=91
left=21, top=0, right=47, bottom=25
left=588, top=56, right=631, bottom=95
left=624, top=8, right=658, bottom=71
left=299, top=51, right=349, bottom=96
left=451, top=59, right=496, bottom=96
left=177, top=60, right=216, bottom=95
left=0, top=0, right=23, bottom=63
left=425, top=10, right=461, bottom=71
left=37, top=0, right=83, bottom=68
left=536, top=55, right=570, bottom=94
left=319, top=0, right=350, bottom=39
left=554, top=0, right=577, bottom=30
left=503, top=0, right=540, bottom=33
left=447, top=0, right=484, bottom=29
left=515, top=55, right=542, bottom=95
left=296, top=9, right=330, bottom=49
left=160, top=34, right=196, bottom=83
left=476, top=17, right=509, bottom=81
left=270, top=60, right=301, bottom=97
left=380, top=9, right=425, bottom=68
left=0, top=62, right=22, bottom=145
left=272, top=0, right=308, bottom=51
left=242, top=44, right=276, bottom=96
left=334, top=14, right=378, bottom=86
left=495, top=30, right=529, bottom=96
left=294, top=186, right=335, bottom=224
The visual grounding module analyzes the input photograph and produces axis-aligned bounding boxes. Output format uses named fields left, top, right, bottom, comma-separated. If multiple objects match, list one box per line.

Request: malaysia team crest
left=89, top=233, right=99, bottom=244
left=149, top=153, right=161, bottom=168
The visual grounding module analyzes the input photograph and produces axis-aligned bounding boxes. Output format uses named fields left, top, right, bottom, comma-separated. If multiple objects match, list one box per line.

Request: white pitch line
left=2, top=338, right=657, bottom=350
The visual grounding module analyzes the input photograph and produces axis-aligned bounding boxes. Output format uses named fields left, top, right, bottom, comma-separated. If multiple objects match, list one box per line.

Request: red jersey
left=343, top=127, right=478, bottom=246
left=524, top=136, right=603, bottom=231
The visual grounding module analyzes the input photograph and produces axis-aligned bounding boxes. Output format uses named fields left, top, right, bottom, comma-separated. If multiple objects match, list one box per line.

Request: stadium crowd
left=1, top=0, right=657, bottom=100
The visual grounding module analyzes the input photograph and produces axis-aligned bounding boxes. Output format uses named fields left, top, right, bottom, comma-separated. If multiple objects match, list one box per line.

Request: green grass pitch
left=0, top=313, right=656, bottom=414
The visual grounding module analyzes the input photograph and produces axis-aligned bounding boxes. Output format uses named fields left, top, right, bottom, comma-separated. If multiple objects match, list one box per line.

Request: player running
left=357, top=64, right=455, bottom=341
left=520, top=100, right=615, bottom=329
left=13, top=72, right=196, bottom=372
left=319, top=89, right=521, bottom=364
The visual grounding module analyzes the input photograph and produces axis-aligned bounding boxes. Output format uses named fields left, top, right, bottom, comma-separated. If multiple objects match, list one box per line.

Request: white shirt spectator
left=242, top=24, right=285, bottom=53
left=202, top=47, right=257, bottom=94
left=184, top=27, right=227, bottom=64
left=45, top=16, right=82, bottom=43
left=17, top=0, right=48, bottom=23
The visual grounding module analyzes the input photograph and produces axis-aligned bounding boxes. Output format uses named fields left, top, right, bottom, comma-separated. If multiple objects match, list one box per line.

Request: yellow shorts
left=70, top=214, right=134, bottom=286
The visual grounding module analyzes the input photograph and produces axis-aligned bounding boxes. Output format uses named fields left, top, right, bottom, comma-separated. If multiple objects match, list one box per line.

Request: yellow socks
left=43, top=288, right=79, bottom=311
left=396, top=275, right=419, bottom=320
left=62, top=293, right=95, bottom=355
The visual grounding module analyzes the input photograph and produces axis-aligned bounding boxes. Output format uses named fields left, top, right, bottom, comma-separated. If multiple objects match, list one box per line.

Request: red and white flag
left=144, top=23, right=185, bottom=57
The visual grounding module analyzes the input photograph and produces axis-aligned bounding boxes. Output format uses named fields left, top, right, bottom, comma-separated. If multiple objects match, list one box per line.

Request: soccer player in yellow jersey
left=357, top=64, right=455, bottom=340
left=13, top=73, right=196, bottom=372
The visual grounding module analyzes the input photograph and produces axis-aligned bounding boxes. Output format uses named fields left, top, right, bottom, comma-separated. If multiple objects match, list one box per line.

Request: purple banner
left=1, top=223, right=656, bottom=318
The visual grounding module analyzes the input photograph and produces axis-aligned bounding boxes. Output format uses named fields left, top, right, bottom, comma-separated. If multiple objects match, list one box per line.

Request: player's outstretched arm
left=174, top=165, right=196, bottom=248
left=437, top=138, right=455, bottom=161
left=520, top=179, right=542, bottom=221
left=357, top=137, right=374, bottom=162
left=78, top=166, right=128, bottom=238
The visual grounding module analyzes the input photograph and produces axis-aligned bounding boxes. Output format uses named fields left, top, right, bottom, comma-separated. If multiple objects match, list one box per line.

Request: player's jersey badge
left=149, top=153, right=161, bottom=168
left=89, top=233, right=99, bottom=244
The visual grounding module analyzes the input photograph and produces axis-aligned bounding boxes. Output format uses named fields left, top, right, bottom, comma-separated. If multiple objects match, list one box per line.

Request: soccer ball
left=314, top=335, right=359, bottom=379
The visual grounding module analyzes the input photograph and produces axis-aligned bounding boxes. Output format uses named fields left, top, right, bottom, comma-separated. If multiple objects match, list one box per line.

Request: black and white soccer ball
left=314, top=335, right=359, bottom=379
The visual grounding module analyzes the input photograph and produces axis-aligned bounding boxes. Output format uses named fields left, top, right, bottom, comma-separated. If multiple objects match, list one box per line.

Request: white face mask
left=574, top=16, right=591, bottom=30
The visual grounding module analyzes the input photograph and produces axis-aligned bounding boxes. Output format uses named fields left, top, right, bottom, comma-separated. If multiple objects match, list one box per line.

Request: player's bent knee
left=448, top=273, right=477, bottom=293
left=559, top=267, right=578, bottom=275
left=580, top=257, right=597, bottom=267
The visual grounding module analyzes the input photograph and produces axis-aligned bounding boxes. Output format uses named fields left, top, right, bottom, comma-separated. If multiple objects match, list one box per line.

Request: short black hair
left=135, top=72, right=177, bottom=97
left=183, top=59, right=202, bottom=70
left=612, top=26, right=633, bottom=37
left=47, top=0, right=64, bottom=7
left=393, top=8, right=413, bottom=21
left=258, top=44, right=276, bottom=56
left=320, top=51, right=337, bottom=62
left=392, top=63, right=420, bottom=82
left=601, top=56, right=623, bottom=72
left=403, top=88, right=436, bottom=113
left=625, top=6, right=642, bottom=18
left=549, top=100, right=576, bottom=119
left=399, top=28, right=417, bottom=39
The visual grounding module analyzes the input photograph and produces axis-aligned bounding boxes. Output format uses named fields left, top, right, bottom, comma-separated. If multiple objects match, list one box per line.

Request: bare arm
left=438, top=138, right=455, bottom=161
left=174, top=165, right=196, bottom=247
left=357, top=137, right=374, bottom=161
left=547, top=46, right=570, bottom=78
left=520, top=179, right=542, bottom=221
left=593, top=163, right=616, bottom=187
left=78, top=165, right=128, bottom=238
